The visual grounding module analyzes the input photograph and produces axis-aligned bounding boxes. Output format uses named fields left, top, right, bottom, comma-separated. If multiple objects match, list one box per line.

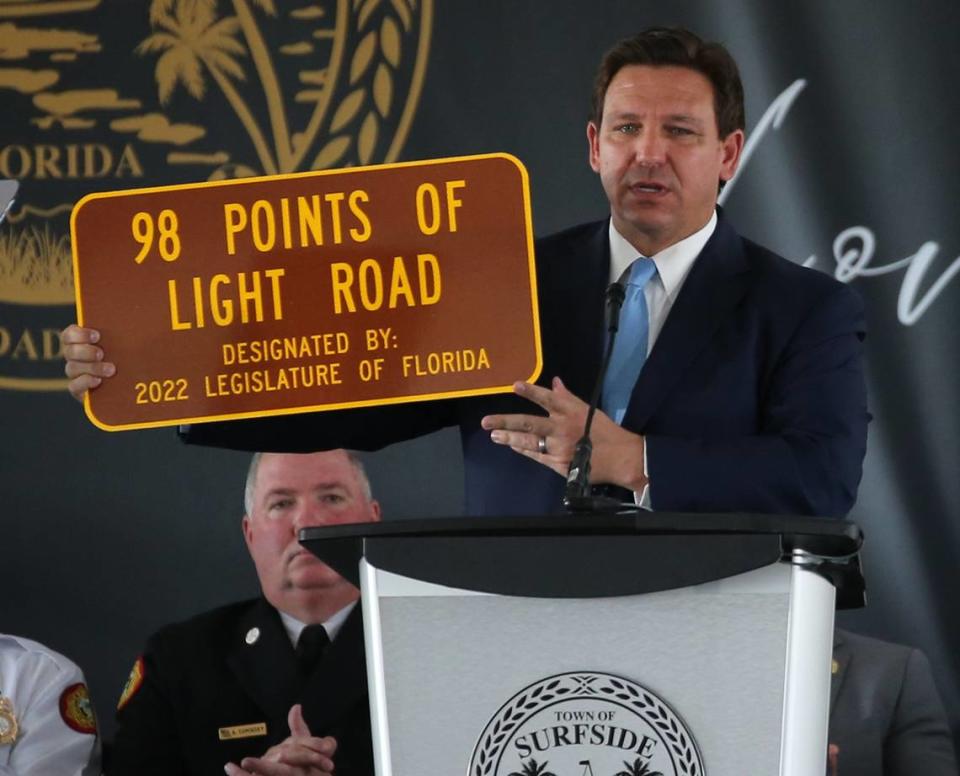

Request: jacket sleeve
left=108, top=645, right=188, bottom=776
left=179, top=397, right=458, bottom=454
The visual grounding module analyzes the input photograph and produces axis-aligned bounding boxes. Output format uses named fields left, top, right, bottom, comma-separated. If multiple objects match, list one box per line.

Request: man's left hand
left=481, top=377, right=648, bottom=492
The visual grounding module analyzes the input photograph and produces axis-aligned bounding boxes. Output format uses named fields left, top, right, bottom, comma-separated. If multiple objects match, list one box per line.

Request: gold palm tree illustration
left=142, top=0, right=346, bottom=174
left=139, top=0, right=280, bottom=173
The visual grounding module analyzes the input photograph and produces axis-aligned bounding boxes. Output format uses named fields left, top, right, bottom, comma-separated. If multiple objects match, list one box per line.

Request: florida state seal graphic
left=0, top=0, right=432, bottom=389
left=469, top=672, right=705, bottom=776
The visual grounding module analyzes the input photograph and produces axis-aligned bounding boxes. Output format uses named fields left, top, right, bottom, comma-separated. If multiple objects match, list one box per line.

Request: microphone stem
left=584, top=327, right=618, bottom=436
left=565, top=285, right=623, bottom=505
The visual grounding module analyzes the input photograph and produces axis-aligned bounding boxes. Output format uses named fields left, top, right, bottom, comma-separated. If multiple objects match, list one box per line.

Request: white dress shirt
left=606, top=211, right=719, bottom=506
left=607, top=210, right=718, bottom=349
left=279, top=600, right=357, bottom=648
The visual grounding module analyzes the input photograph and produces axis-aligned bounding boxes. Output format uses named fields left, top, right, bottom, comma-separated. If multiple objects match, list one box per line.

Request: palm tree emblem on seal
left=508, top=759, right=557, bottom=776
left=0, top=0, right=432, bottom=389
left=137, top=0, right=432, bottom=177
left=615, top=759, right=664, bottom=776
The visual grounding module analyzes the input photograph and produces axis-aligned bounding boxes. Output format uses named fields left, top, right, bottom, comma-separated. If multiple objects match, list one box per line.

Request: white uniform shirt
left=0, top=635, right=101, bottom=776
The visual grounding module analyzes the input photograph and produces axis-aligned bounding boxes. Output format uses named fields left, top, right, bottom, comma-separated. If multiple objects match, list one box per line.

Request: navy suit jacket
left=829, top=628, right=958, bottom=776
left=184, top=211, right=868, bottom=517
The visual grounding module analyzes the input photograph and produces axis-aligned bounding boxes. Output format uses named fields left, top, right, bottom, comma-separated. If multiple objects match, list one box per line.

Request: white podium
left=302, top=513, right=863, bottom=776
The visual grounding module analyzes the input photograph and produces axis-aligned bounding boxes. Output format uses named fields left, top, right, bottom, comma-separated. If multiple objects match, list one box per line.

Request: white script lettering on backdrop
left=720, top=79, right=960, bottom=326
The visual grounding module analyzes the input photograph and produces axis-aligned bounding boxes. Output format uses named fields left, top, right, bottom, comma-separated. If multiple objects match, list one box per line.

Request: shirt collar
left=278, top=600, right=357, bottom=647
left=607, top=210, right=718, bottom=298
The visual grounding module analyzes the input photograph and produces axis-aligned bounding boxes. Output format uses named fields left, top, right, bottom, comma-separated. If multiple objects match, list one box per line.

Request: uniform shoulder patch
left=0, top=695, right=19, bottom=745
left=117, top=656, right=145, bottom=711
left=59, top=683, right=97, bottom=735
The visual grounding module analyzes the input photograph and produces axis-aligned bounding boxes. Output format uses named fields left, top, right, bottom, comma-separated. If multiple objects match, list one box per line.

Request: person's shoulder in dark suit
left=139, top=597, right=263, bottom=665
left=108, top=598, right=276, bottom=775
left=109, top=598, right=370, bottom=776
left=829, top=627, right=958, bottom=776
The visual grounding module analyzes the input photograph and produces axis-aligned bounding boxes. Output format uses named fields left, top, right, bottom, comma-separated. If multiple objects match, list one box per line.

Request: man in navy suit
left=475, top=28, right=867, bottom=517
left=62, top=28, right=868, bottom=518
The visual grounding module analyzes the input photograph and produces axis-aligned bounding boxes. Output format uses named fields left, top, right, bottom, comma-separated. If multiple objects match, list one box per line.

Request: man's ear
left=587, top=121, right=601, bottom=173
left=370, top=500, right=383, bottom=523
left=719, top=128, right=745, bottom=182
left=241, top=514, right=254, bottom=548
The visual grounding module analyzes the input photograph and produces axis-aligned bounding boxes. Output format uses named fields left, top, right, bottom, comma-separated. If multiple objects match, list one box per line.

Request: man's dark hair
left=590, top=27, right=745, bottom=138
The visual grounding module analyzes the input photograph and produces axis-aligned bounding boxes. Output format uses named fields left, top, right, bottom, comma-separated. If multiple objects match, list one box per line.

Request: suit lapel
left=622, top=213, right=750, bottom=430
left=532, top=221, right=610, bottom=400
left=299, top=604, right=368, bottom=731
left=227, top=598, right=301, bottom=723
left=538, top=221, right=609, bottom=400
left=578, top=222, right=612, bottom=380
left=830, top=629, right=850, bottom=712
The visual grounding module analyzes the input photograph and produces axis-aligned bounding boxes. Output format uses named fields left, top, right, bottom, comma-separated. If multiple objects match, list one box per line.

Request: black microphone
left=563, top=281, right=636, bottom=512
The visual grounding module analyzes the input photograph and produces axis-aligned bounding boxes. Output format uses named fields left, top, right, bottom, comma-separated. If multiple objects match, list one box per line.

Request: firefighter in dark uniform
left=110, top=450, right=379, bottom=776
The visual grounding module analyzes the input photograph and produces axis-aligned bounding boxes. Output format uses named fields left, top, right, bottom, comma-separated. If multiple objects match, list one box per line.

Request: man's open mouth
left=631, top=182, right=668, bottom=194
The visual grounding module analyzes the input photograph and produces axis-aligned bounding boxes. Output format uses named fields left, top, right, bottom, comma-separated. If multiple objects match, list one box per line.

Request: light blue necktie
left=602, top=257, right=658, bottom=424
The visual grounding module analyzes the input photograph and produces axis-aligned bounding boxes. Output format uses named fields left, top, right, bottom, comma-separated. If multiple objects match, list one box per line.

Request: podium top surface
left=301, top=511, right=861, bottom=549
left=300, top=513, right=865, bottom=607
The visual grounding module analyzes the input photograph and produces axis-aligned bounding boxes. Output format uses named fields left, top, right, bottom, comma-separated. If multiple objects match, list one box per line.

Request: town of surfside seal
left=469, top=672, right=704, bottom=776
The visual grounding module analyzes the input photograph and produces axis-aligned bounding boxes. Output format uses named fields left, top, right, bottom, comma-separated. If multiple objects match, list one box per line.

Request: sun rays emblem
left=0, top=0, right=432, bottom=389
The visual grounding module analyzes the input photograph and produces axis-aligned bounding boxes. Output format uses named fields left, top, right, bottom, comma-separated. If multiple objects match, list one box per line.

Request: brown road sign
left=71, top=153, right=541, bottom=430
